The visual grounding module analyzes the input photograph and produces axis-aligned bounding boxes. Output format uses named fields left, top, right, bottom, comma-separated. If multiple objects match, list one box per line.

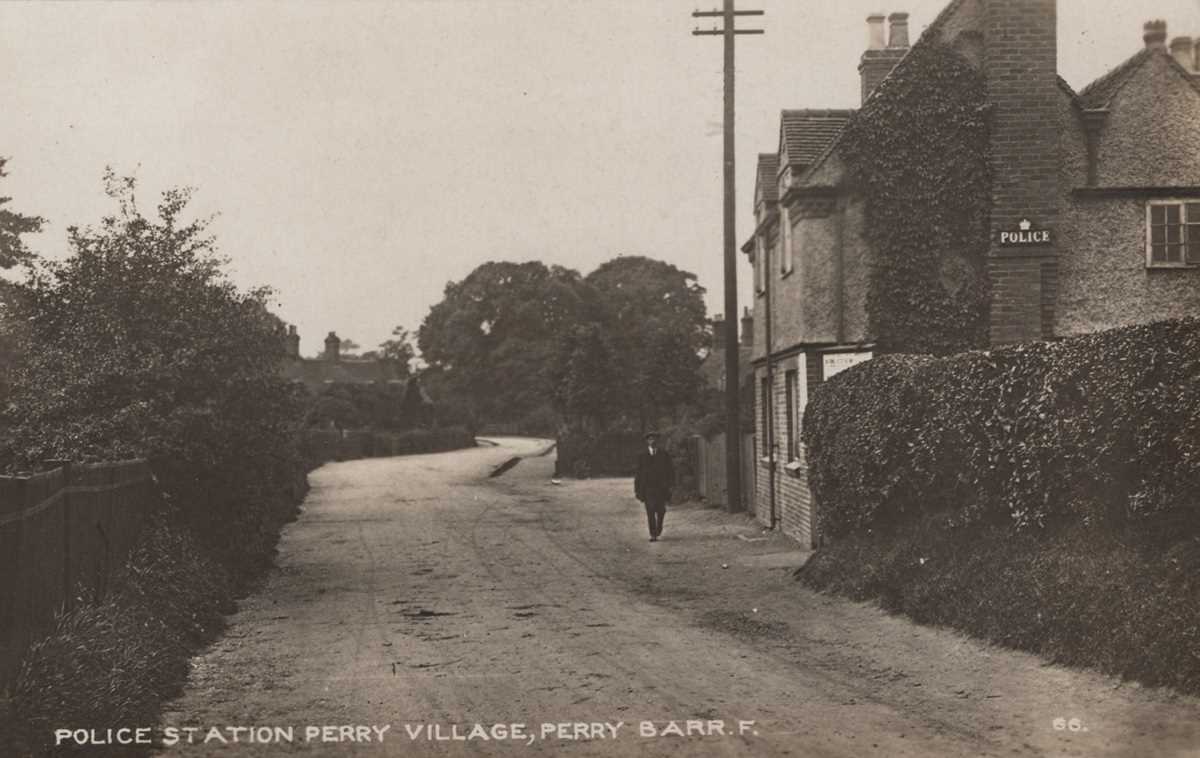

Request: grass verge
left=797, top=512, right=1200, bottom=695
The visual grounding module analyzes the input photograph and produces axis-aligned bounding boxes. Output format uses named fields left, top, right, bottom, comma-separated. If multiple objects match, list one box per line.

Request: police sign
left=999, top=218, right=1052, bottom=246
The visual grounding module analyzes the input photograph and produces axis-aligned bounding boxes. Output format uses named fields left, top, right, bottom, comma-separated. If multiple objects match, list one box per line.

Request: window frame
left=784, top=369, right=798, bottom=462
left=781, top=206, right=794, bottom=275
left=754, top=236, right=765, bottom=295
left=1146, top=199, right=1200, bottom=269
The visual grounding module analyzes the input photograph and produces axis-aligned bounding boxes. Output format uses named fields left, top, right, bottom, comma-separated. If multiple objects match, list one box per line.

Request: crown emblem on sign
left=1019, top=219, right=1032, bottom=231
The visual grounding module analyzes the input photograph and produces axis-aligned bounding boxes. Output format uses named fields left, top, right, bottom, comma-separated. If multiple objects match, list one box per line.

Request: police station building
left=744, top=0, right=1200, bottom=547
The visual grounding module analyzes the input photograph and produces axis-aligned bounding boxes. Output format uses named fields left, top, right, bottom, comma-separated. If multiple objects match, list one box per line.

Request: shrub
left=804, top=318, right=1200, bottom=538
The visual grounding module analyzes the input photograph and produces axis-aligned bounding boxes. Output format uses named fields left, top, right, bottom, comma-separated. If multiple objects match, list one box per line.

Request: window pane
left=1188, top=243, right=1200, bottom=265
left=1168, top=226, right=1183, bottom=244
left=1152, top=226, right=1166, bottom=244
left=1168, top=244, right=1184, bottom=263
left=1187, top=203, right=1200, bottom=221
left=1167, top=205, right=1182, bottom=224
left=1188, top=223, right=1200, bottom=243
left=1152, top=205, right=1167, bottom=224
left=1152, top=244, right=1167, bottom=263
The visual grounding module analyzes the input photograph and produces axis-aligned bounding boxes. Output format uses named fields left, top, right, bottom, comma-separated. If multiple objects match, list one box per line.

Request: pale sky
left=3, top=0, right=1198, bottom=355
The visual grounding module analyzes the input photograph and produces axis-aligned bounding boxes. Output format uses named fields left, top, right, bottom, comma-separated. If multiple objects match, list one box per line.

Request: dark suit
left=634, top=446, right=674, bottom=538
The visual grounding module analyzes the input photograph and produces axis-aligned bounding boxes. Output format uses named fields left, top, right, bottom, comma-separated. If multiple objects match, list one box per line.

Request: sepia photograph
left=2, top=0, right=1200, bottom=755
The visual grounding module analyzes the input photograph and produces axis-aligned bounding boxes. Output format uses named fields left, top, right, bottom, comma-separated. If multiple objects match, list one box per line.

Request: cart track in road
left=158, top=439, right=1200, bottom=758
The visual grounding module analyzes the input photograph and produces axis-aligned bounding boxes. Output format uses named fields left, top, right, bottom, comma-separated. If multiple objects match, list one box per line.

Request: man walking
left=634, top=431, right=674, bottom=542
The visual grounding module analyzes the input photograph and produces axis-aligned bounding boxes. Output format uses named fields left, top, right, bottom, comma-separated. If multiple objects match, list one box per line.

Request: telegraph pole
left=693, top=3, right=762, bottom=512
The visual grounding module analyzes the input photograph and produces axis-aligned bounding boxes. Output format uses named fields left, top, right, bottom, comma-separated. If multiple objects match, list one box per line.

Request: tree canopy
left=417, top=255, right=708, bottom=433
left=0, top=172, right=302, bottom=505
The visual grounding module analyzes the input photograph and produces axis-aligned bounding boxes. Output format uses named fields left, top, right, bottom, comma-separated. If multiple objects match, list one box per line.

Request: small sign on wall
left=999, top=218, right=1052, bottom=246
left=823, top=351, right=872, bottom=380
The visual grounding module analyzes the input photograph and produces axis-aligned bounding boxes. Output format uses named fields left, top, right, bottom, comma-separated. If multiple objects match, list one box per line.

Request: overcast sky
left=3, top=0, right=1198, bottom=355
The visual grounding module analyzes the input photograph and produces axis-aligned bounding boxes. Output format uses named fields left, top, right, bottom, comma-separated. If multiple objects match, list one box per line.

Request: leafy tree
left=0, top=157, right=44, bottom=269
left=418, top=261, right=596, bottom=425
left=584, top=255, right=708, bottom=430
left=0, top=158, right=45, bottom=410
left=1, top=172, right=302, bottom=558
left=551, top=323, right=619, bottom=432
left=378, top=325, right=415, bottom=373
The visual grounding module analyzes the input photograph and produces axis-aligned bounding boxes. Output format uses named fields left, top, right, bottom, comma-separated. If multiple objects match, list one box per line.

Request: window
left=781, top=207, right=794, bottom=275
left=784, top=370, right=798, bottom=461
left=759, top=376, right=771, bottom=459
left=1148, top=200, right=1200, bottom=267
left=754, top=237, right=765, bottom=294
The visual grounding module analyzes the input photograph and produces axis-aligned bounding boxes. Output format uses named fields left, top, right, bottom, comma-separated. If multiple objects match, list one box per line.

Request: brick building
left=745, top=0, right=1200, bottom=546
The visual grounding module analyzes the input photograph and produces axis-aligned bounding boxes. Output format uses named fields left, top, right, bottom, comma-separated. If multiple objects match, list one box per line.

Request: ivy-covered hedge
left=840, top=42, right=992, bottom=354
left=804, top=318, right=1200, bottom=538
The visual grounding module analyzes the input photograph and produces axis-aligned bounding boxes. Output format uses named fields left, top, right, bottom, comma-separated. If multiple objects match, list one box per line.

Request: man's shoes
left=649, top=536, right=658, bottom=542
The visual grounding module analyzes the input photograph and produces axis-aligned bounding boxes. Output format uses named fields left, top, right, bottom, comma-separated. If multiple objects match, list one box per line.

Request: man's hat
left=644, top=431, right=660, bottom=441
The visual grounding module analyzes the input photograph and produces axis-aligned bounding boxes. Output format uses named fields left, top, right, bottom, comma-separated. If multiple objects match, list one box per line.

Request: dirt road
left=160, top=438, right=1200, bottom=757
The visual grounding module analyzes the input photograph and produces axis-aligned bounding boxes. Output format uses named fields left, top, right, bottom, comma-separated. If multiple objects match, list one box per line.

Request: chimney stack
left=867, top=13, right=886, bottom=50
left=286, top=324, right=300, bottom=359
left=860, top=11, right=909, bottom=104
left=740, top=307, right=754, bottom=347
left=1144, top=20, right=1167, bottom=50
left=712, top=314, right=726, bottom=352
left=1170, top=36, right=1194, bottom=70
left=888, top=12, right=910, bottom=48
left=324, top=331, right=341, bottom=362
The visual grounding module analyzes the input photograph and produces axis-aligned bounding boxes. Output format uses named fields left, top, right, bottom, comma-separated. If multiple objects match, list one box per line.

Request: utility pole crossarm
left=691, top=9, right=764, bottom=16
left=692, top=29, right=765, bottom=35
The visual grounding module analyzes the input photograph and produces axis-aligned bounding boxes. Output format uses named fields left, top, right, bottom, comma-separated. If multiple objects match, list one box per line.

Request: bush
left=804, top=318, right=1200, bottom=538
left=2, top=513, right=231, bottom=757
left=799, top=513, right=1200, bottom=695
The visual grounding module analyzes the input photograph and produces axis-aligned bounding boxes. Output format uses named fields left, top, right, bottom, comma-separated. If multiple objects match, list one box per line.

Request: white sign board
left=823, top=351, right=872, bottom=380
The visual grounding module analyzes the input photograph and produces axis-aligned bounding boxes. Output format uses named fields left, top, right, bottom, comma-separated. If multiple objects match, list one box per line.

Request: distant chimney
left=286, top=324, right=300, bottom=359
left=712, top=314, right=726, bottom=352
left=324, top=331, right=341, bottom=362
left=888, top=12, right=909, bottom=48
left=1144, top=20, right=1167, bottom=50
left=1170, top=36, right=1194, bottom=70
left=860, top=11, right=909, bottom=104
left=740, top=307, right=754, bottom=347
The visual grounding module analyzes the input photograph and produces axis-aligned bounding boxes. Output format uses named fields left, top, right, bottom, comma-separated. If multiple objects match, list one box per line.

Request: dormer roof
left=777, top=110, right=856, bottom=170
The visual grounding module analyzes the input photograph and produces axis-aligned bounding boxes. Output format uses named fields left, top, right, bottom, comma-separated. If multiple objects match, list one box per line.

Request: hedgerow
left=803, top=318, right=1200, bottom=538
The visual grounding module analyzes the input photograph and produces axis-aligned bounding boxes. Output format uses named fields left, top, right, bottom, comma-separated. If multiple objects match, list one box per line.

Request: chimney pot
left=285, top=324, right=300, bottom=358
left=887, top=12, right=910, bottom=49
left=1144, top=20, right=1168, bottom=50
left=1170, top=36, right=1194, bottom=70
left=740, top=309, right=754, bottom=347
left=867, top=13, right=886, bottom=51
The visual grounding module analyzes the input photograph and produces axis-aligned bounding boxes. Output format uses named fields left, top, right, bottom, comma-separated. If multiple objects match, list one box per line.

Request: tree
left=551, top=323, right=619, bottom=432
left=418, top=261, right=597, bottom=425
left=0, top=157, right=45, bottom=269
left=0, top=158, right=45, bottom=409
left=378, top=326, right=415, bottom=374
left=1, top=172, right=302, bottom=552
left=584, top=256, right=708, bottom=430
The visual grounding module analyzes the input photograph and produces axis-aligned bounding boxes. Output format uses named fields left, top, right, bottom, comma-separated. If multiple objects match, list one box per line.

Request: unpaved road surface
left=160, top=438, right=1200, bottom=757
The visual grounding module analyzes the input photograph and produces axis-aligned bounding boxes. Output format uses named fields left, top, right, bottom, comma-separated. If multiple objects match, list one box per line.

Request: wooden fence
left=0, top=460, right=159, bottom=687
left=694, top=432, right=755, bottom=511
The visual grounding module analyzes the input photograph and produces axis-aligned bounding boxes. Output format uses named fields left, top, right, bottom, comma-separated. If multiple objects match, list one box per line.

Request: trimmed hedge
left=804, top=318, right=1200, bottom=538
left=300, top=426, right=475, bottom=468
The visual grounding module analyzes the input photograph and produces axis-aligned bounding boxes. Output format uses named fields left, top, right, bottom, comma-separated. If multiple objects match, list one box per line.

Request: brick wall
left=982, top=0, right=1060, bottom=345
left=753, top=353, right=822, bottom=548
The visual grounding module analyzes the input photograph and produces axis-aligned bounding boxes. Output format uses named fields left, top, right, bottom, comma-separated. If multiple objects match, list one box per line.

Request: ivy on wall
left=840, top=43, right=992, bottom=355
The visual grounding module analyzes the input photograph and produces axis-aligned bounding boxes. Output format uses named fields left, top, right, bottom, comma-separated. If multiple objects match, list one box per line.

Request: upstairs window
left=784, top=369, right=798, bottom=461
left=754, top=237, right=765, bottom=294
left=781, top=208, right=794, bottom=275
left=1148, top=201, right=1200, bottom=267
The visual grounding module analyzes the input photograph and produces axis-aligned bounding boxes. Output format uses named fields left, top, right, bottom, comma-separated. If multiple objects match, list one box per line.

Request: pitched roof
left=1078, top=47, right=1200, bottom=109
left=778, top=110, right=856, bottom=169
left=755, top=153, right=780, bottom=203
left=280, top=356, right=408, bottom=389
left=1078, top=48, right=1154, bottom=108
